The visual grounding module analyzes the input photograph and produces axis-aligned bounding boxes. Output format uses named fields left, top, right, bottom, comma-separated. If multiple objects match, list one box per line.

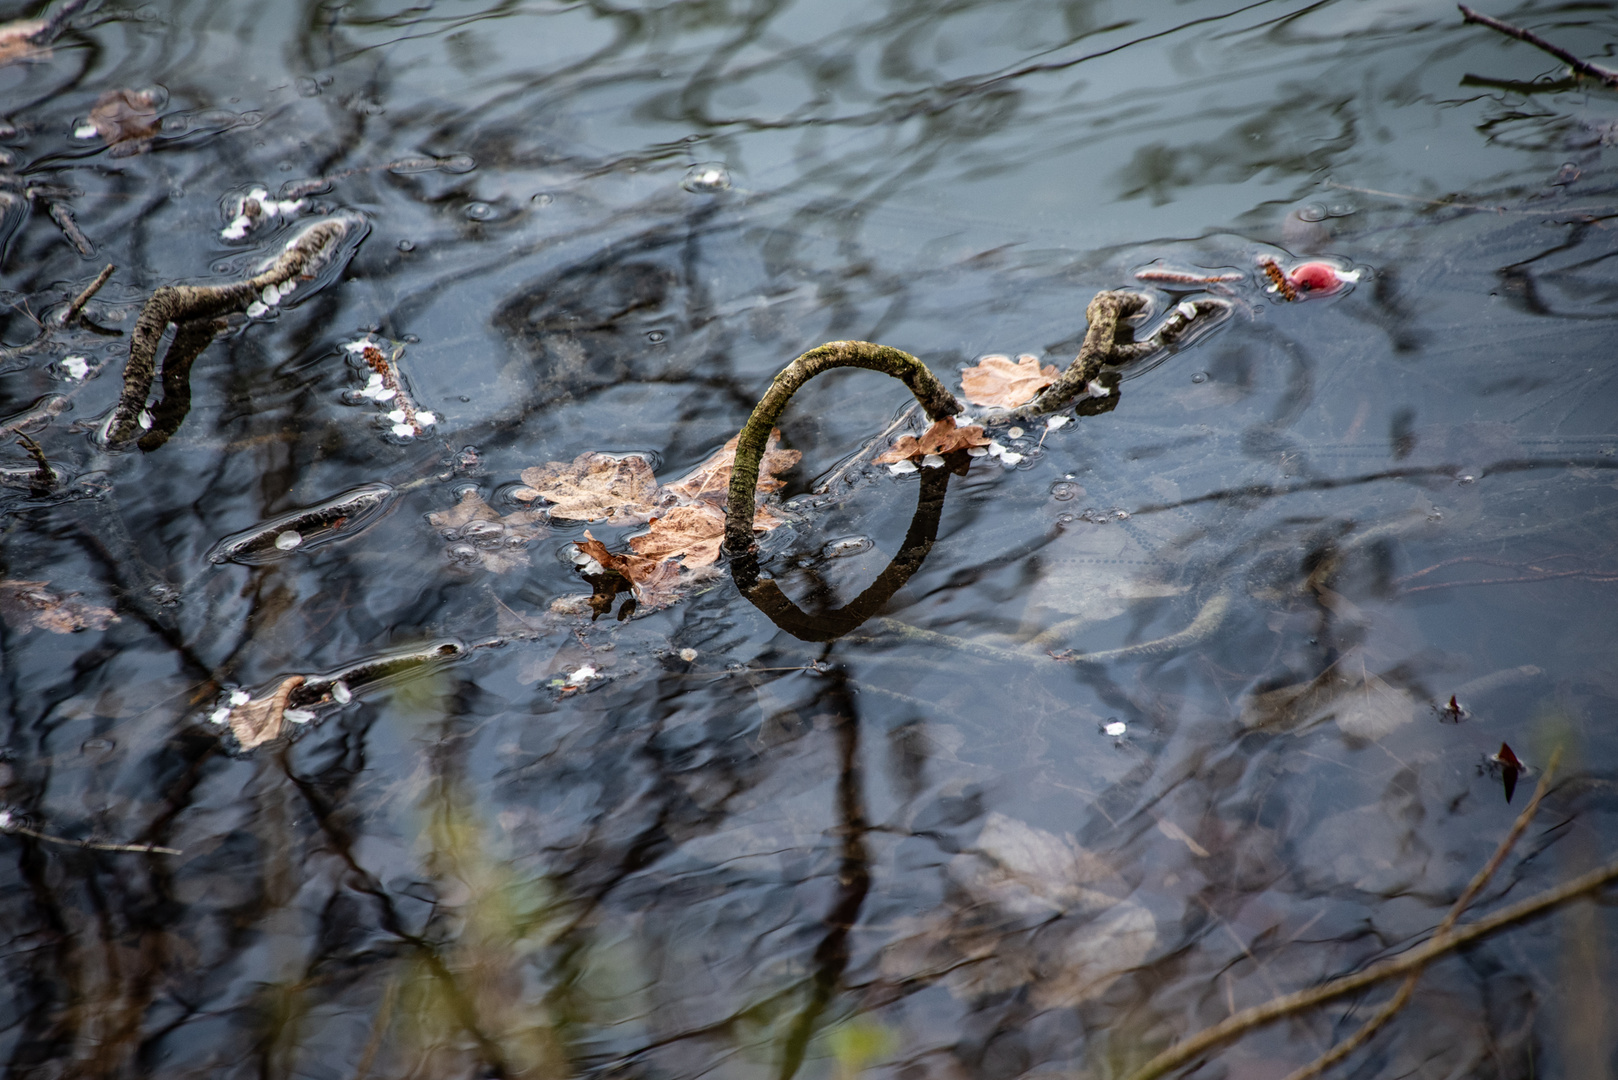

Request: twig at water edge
left=1279, top=748, right=1562, bottom=1080
left=1125, top=814, right=1616, bottom=1078
left=1459, top=5, right=1618, bottom=87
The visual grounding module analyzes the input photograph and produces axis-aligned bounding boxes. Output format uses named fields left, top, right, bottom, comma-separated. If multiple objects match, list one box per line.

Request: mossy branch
left=105, top=218, right=350, bottom=446
left=982, top=291, right=1229, bottom=423
left=724, top=340, right=959, bottom=554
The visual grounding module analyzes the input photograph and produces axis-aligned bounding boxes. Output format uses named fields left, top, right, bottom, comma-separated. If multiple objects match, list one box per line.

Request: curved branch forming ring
left=723, top=340, right=960, bottom=555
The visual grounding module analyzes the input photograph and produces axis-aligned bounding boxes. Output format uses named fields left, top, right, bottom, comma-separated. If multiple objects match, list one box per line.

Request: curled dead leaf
left=518, top=452, right=658, bottom=524
left=228, top=675, right=304, bottom=750
left=873, top=416, right=991, bottom=464
left=960, top=353, right=1059, bottom=408
left=0, top=580, right=119, bottom=634
left=659, top=428, right=801, bottom=502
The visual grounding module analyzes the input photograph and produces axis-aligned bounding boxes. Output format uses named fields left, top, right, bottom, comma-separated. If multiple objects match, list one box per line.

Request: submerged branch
left=1459, top=5, right=1618, bottom=87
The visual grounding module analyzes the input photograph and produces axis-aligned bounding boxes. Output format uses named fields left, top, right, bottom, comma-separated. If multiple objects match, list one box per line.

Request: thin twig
left=6, top=824, right=180, bottom=856
left=1123, top=842, right=1618, bottom=1080
left=1279, top=748, right=1562, bottom=1080
left=814, top=401, right=919, bottom=495
left=1459, top=5, right=1618, bottom=88
left=59, top=263, right=114, bottom=326
left=14, top=431, right=53, bottom=491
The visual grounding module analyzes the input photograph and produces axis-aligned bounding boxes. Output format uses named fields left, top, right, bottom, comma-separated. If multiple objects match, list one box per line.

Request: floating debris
left=342, top=337, right=437, bottom=439
left=205, top=482, right=394, bottom=565
left=681, top=162, right=732, bottom=194
left=220, top=186, right=306, bottom=240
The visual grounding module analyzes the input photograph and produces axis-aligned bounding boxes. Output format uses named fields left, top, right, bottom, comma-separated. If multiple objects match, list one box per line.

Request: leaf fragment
left=873, top=416, right=991, bottom=464
left=659, top=428, right=801, bottom=502
left=85, top=89, right=160, bottom=156
left=518, top=452, right=658, bottom=524
left=0, top=580, right=119, bottom=634
left=227, top=675, right=305, bottom=750
left=0, top=20, right=47, bottom=65
left=960, top=353, right=1059, bottom=408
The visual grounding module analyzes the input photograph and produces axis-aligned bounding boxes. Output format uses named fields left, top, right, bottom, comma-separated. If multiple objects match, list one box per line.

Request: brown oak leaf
left=629, top=502, right=789, bottom=569
left=0, top=580, right=119, bottom=634
left=874, top=416, right=992, bottom=464
left=516, top=452, right=658, bottom=524
left=659, top=428, right=801, bottom=502
left=960, top=353, right=1059, bottom=408
left=87, top=89, right=160, bottom=156
left=229, top=675, right=305, bottom=751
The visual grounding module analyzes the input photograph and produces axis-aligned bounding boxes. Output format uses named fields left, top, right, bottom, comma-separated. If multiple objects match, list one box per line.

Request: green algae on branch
left=104, top=215, right=361, bottom=448
left=723, top=340, right=960, bottom=554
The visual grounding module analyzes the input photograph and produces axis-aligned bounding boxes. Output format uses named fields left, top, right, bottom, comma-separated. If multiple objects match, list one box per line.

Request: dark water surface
left=2, top=0, right=1617, bottom=1077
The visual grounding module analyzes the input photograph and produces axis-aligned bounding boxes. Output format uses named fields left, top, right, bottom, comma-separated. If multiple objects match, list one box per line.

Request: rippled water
left=3, top=1, right=1618, bottom=1077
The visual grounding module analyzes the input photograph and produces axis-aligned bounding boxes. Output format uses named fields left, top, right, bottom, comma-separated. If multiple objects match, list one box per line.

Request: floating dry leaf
left=228, top=675, right=304, bottom=750
left=960, top=353, right=1059, bottom=408
left=0, top=580, right=119, bottom=634
left=626, top=502, right=786, bottom=569
left=86, top=89, right=160, bottom=156
left=659, top=428, right=801, bottom=502
left=428, top=489, right=545, bottom=573
left=873, top=416, right=991, bottom=464
left=0, top=20, right=46, bottom=65
left=517, top=452, right=658, bottom=524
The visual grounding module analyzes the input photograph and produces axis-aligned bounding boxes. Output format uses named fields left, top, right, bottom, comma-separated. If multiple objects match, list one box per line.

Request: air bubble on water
left=1456, top=470, right=1478, bottom=485
left=1050, top=481, right=1080, bottom=501
left=1007, top=426, right=1024, bottom=439
left=1191, top=371, right=1208, bottom=384
left=1296, top=203, right=1328, bottom=223
left=532, top=193, right=554, bottom=206
left=681, top=162, right=732, bottom=194
left=823, top=536, right=873, bottom=559
left=397, top=239, right=414, bottom=252
left=1056, top=512, right=1074, bottom=525
left=464, top=202, right=497, bottom=221
left=274, top=530, right=303, bottom=551
left=646, top=329, right=667, bottom=343
left=1103, top=719, right=1127, bottom=738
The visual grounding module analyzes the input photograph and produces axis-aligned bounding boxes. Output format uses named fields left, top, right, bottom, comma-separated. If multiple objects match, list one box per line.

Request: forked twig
left=1279, top=748, right=1562, bottom=1080
left=1459, top=5, right=1618, bottom=87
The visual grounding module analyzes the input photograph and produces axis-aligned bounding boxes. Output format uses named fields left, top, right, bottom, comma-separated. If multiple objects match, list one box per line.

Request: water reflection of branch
left=735, top=466, right=951, bottom=643
left=1280, top=749, right=1562, bottom=1080
left=776, top=665, right=870, bottom=1080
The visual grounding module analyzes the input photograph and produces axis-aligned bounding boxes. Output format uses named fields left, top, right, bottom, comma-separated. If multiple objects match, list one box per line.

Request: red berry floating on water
left=1289, top=262, right=1343, bottom=293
